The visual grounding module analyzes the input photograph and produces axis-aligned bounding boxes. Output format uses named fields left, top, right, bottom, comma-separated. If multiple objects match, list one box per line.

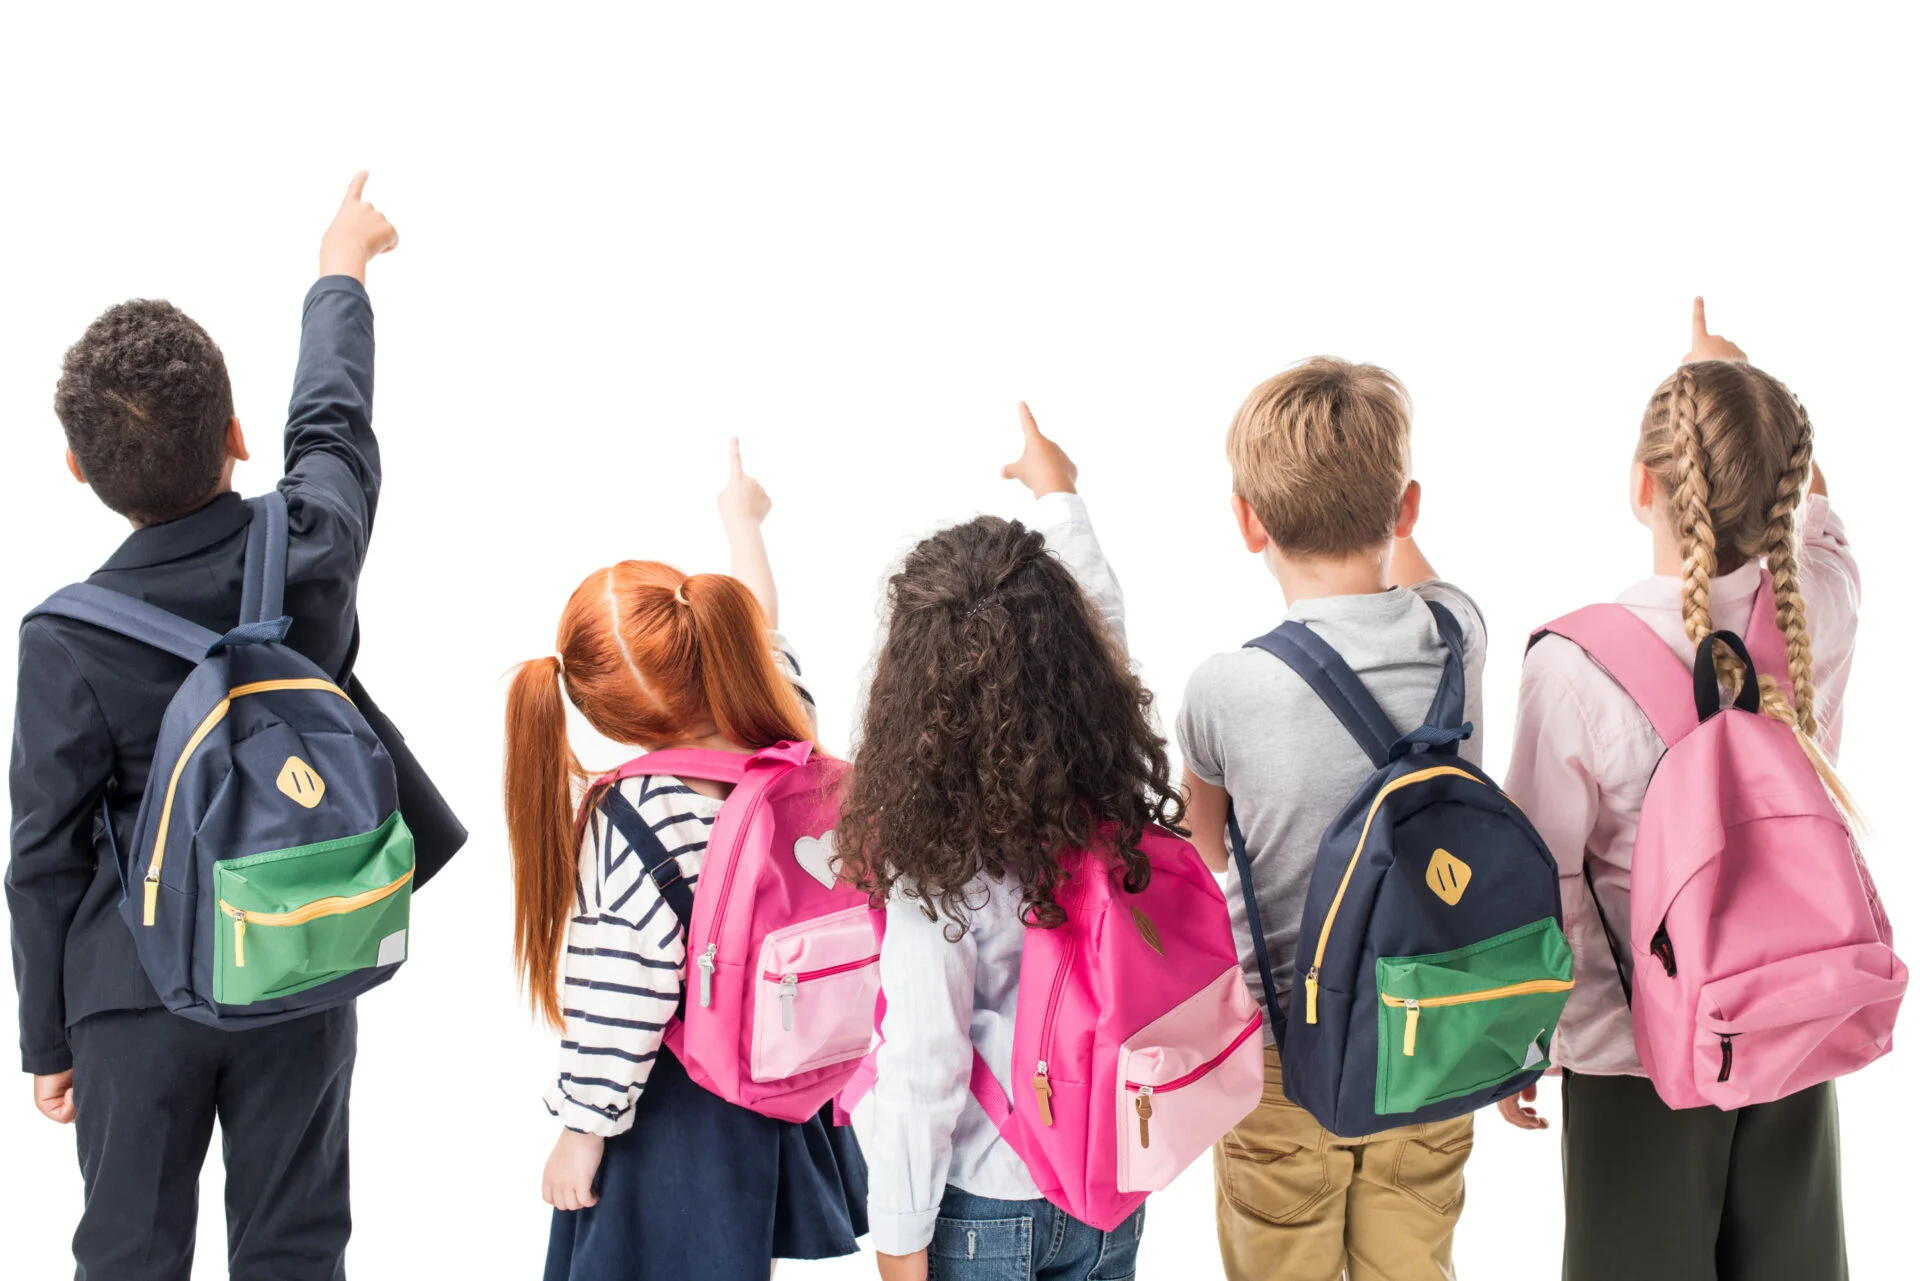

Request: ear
left=66, top=448, right=87, bottom=485
left=1628, top=460, right=1657, bottom=528
left=1393, top=480, right=1422, bottom=539
left=1230, top=493, right=1270, bottom=554
left=224, top=416, right=250, bottom=463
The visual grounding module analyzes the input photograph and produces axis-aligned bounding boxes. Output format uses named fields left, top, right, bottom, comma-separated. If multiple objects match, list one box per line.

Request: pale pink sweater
left=1505, top=495, right=1860, bottom=1076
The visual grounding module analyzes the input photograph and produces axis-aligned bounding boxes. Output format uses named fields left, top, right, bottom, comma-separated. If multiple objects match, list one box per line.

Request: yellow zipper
left=1303, top=766, right=1484, bottom=1024
left=1382, top=978, right=1574, bottom=1055
left=145, top=679, right=355, bottom=926
left=218, top=868, right=412, bottom=967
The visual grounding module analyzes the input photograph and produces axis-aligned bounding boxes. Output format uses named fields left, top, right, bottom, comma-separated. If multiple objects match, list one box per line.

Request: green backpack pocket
left=212, top=812, right=416, bottom=1007
left=1375, top=917, right=1573, bottom=1115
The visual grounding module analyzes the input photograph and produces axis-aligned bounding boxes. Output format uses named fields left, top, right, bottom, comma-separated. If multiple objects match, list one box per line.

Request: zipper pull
left=143, top=874, right=159, bottom=927
left=1651, top=922, right=1677, bottom=977
left=779, top=974, right=798, bottom=1031
left=697, top=944, right=717, bottom=1009
left=1135, top=1086, right=1154, bottom=1149
left=1402, top=1000, right=1420, bottom=1056
left=1032, top=1063, right=1054, bottom=1127
left=1718, top=1034, right=1734, bottom=1083
left=231, top=908, right=247, bottom=968
left=1305, top=967, right=1320, bottom=1024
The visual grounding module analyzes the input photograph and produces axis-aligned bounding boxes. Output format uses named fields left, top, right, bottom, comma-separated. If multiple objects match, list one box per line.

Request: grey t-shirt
left=1176, top=582, right=1487, bottom=1042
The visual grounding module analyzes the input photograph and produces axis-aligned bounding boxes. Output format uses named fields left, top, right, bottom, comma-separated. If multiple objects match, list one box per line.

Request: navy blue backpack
left=1229, top=603, right=1571, bottom=1137
left=26, top=492, right=415, bottom=1028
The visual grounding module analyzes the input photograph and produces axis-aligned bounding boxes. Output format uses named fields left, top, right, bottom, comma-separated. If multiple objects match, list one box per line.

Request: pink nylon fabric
left=841, top=827, right=1262, bottom=1231
left=1536, top=604, right=1905, bottom=1110
left=598, top=741, right=874, bottom=1123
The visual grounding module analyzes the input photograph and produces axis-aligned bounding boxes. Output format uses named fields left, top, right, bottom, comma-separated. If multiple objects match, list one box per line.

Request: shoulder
left=1410, top=580, right=1488, bottom=659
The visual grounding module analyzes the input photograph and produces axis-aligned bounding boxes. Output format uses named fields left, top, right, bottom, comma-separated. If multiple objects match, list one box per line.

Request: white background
left=2, top=4, right=1915, bottom=1277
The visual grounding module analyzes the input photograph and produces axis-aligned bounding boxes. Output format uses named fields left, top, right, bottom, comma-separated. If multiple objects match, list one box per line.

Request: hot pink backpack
left=1535, top=579, right=1905, bottom=1110
left=841, top=826, right=1264, bottom=1231
left=597, top=741, right=878, bottom=1123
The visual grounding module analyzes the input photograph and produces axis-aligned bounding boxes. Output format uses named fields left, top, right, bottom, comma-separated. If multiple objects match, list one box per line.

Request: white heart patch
left=794, top=831, right=840, bottom=890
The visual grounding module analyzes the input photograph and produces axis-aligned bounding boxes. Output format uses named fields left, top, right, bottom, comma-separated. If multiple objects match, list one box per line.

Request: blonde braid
left=1759, top=396, right=1819, bottom=738
left=1670, top=368, right=1745, bottom=696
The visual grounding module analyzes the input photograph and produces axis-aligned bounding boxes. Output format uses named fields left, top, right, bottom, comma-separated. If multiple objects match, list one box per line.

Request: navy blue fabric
left=28, top=583, right=221, bottom=665
left=925, top=1187, right=1144, bottom=1281
left=240, top=490, right=290, bottom=625
left=1238, top=599, right=1563, bottom=1136
left=1226, top=805, right=1287, bottom=1045
left=542, top=1046, right=867, bottom=1281
left=596, top=788, right=696, bottom=937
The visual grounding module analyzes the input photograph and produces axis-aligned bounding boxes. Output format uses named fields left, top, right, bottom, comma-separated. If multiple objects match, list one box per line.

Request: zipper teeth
left=696, top=768, right=777, bottom=976
left=1038, top=908, right=1080, bottom=1067
left=1380, top=977, right=1573, bottom=1008
left=1310, top=766, right=1485, bottom=979
left=145, top=679, right=355, bottom=902
left=219, top=868, right=412, bottom=926
left=1124, top=1012, right=1262, bottom=1093
left=761, top=954, right=879, bottom=983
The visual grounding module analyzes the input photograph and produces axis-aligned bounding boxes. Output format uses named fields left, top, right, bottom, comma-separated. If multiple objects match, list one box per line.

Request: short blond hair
left=1226, top=357, right=1412, bottom=558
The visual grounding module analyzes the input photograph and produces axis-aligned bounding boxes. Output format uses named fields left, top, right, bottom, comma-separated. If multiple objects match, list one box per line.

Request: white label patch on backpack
left=794, top=831, right=839, bottom=889
left=376, top=929, right=408, bottom=967
left=1523, top=1035, right=1547, bottom=1069
left=276, top=756, right=326, bottom=809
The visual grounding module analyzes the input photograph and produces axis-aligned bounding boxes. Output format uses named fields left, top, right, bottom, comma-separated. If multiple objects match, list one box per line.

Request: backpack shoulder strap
left=595, top=784, right=696, bottom=935
left=1227, top=804, right=1288, bottom=1045
left=1420, top=601, right=1468, bottom=730
left=603, top=740, right=815, bottom=789
left=1529, top=604, right=1696, bottom=747
left=240, top=491, right=290, bottom=625
left=1245, top=621, right=1397, bottom=769
left=25, top=584, right=220, bottom=665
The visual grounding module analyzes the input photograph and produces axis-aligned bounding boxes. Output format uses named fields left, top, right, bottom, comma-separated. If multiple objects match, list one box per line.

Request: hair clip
left=674, top=583, right=690, bottom=606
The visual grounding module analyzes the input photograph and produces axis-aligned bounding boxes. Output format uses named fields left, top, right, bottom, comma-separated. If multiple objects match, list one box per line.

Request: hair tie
left=552, top=652, right=567, bottom=675
left=674, top=582, right=691, bottom=607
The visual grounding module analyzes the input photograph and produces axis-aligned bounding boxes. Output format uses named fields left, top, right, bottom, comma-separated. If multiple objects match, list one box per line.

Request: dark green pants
left=1562, top=1071, right=1847, bottom=1281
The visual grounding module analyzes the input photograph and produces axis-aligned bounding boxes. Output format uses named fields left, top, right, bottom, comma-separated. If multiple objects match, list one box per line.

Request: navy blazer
left=6, top=276, right=466, bottom=1074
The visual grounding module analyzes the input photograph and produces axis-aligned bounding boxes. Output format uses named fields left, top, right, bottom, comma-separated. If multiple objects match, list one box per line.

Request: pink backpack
left=841, top=826, right=1264, bottom=1231
left=597, top=741, right=878, bottom=1123
left=1536, top=579, right=1905, bottom=1110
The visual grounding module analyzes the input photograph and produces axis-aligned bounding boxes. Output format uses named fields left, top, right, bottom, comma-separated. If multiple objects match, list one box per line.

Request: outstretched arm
left=1004, top=403, right=1128, bottom=648
left=717, top=438, right=779, bottom=629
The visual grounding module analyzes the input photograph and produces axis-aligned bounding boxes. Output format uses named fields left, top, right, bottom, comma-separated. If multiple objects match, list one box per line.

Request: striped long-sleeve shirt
left=543, top=636, right=811, bottom=1136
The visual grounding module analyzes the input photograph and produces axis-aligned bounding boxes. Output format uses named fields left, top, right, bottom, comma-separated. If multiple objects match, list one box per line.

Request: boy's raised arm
left=280, top=173, right=399, bottom=567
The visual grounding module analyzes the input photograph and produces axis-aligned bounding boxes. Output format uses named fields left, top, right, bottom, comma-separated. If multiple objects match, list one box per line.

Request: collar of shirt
left=98, top=490, right=250, bottom=573
left=1613, top=556, right=1763, bottom=614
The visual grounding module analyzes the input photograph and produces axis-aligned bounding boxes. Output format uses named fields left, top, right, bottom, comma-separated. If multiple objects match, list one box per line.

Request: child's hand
left=1685, top=296, right=1747, bottom=364
left=717, top=437, right=772, bottom=531
left=32, top=1071, right=75, bottom=1125
left=1000, top=402, right=1078, bottom=498
left=542, top=1129, right=605, bottom=1211
left=1496, top=1082, right=1548, bottom=1131
left=319, top=171, right=400, bottom=284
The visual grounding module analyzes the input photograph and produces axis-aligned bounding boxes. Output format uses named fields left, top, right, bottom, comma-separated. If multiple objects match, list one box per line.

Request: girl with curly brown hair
left=840, top=406, right=1185, bottom=1281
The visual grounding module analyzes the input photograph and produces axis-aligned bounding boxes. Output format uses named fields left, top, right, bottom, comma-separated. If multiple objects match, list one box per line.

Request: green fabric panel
left=1375, top=917, right=1574, bottom=1114
left=213, top=813, right=415, bottom=1006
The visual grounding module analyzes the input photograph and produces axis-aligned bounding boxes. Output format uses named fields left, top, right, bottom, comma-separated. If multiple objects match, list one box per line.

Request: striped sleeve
left=770, top=630, right=818, bottom=731
left=543, top=777, right=719, bottom=1136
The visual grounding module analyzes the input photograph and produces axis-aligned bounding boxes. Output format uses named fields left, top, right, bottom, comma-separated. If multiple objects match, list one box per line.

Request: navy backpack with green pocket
left=27, top=491, right=415, bottom=1028
left=1228, top=603, right=1571, bottom=1137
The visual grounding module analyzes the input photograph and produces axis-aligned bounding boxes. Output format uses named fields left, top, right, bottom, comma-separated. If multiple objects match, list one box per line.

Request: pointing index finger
left=728, top=436, right=743, bottom=478
left=1018, top=401, right=1040, bottom=439
left=345, top=171, right=369, bottom=203
left=1692, top=296, right=1708, bottom=345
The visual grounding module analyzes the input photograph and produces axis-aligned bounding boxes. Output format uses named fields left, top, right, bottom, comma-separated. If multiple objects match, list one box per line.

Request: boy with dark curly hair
left=7, top=173, right=465, bottom=1280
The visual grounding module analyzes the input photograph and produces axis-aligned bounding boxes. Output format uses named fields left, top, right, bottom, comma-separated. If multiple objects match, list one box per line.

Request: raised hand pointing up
left=1000, top=402, right=1079, bottom=499
left=1685, top=296, right=1748, bottom=365
left=319, top=171, right=400, bottom=283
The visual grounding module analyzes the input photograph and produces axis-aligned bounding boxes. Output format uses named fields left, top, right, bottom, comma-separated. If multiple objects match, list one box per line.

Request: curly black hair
left=836, top=514, right=1186, bottom=936
left=55, top=299, right=234, bottom=525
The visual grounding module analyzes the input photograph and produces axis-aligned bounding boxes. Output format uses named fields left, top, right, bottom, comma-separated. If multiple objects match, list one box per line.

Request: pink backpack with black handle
left=1534, top=577, right=1904, bottom=1109
left=596, top=740, right=878, bottom=1123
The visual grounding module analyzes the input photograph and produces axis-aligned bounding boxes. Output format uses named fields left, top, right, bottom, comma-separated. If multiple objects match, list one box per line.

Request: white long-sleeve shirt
left=543, top=639, right=811, bottom=1136
left=864, top=491, right=1128, bottom=1254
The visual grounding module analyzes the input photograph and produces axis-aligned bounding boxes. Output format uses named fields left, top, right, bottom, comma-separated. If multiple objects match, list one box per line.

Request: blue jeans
left=926, top=1188, right=1145, bottom=1281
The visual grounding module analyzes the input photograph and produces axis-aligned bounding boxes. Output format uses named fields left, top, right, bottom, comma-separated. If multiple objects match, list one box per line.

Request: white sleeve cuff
left=868, top=1207, right=944, bottom=1256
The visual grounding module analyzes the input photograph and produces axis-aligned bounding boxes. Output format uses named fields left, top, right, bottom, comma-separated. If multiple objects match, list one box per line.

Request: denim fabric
left=926, top=1188, right=1145, bottom=1281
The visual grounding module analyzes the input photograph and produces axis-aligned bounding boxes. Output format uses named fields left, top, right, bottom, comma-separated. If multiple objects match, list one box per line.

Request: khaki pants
left=1214, top=1047, right=1473, bottom=1281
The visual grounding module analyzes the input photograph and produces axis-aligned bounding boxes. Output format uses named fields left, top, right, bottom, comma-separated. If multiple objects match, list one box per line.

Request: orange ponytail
left=503, top=561, right=816, bottom=1029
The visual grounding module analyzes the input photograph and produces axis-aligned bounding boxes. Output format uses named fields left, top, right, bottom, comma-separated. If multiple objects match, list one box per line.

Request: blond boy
left=1179, top=359, right=1487, bottom=1281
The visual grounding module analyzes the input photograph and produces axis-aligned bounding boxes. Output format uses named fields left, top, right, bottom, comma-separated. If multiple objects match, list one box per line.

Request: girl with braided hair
left=1501, top=300, right=1862, bottom=1281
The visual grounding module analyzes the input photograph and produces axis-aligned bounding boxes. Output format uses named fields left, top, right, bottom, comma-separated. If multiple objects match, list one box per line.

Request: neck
left=1268, top=546, right=1392, bottom=605
left=1649, top=524, right=1687, bottom=578
left=653, top=728, right=749, bottom=755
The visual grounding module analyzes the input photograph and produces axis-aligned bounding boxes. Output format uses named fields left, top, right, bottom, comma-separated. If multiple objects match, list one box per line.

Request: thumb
left=345, top=171, right=369, bottom=204
left=1000, top=462, right=1020, bottom=480
left=1691, top=296, right=1708, bottom=346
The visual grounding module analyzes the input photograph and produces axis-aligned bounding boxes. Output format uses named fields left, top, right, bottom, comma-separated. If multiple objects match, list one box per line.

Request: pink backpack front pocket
left=1692, top=941, right=1908, bottom=1109
left=750, top=905, right=881, bottom=1083
left=1114, top=967, right=1264, bottom=1193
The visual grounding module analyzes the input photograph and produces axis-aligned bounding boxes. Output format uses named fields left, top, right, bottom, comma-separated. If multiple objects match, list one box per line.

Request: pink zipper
left=760, top=954, right=880, bottom=984
left=1124, top=1012, right=1262, bottom=1093
left=1031, top=918, right=1080, bottom=1124
left=691, top=767, right=782, bottom=1008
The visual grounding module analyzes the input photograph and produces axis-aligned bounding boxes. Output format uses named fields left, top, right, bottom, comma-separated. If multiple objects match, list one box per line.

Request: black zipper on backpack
left=1718, top=1034, right=1735, bottom=1083
left=1649, top=920, right=1677, bottom=977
